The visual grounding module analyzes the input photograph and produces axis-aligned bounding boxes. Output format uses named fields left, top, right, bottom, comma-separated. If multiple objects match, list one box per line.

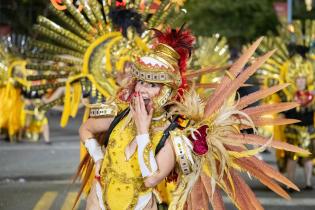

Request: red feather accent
left=152, top=26, right=195, bottom=93
left=116, top=0, right=126, bottom=7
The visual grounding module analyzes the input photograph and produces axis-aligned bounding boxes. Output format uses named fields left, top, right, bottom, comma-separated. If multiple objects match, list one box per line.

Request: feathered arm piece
left=168, top=38, right=310, bottom=210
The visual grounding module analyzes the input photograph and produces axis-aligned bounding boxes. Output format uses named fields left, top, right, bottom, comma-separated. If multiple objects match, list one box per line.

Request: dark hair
left=109, top=8, right=144, bottom=37
left=116, top=78, right=137, bottom=102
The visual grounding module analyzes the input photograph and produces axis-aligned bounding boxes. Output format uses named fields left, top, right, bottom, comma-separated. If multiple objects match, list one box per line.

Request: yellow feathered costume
left=0, top=41, right=27, bottom=140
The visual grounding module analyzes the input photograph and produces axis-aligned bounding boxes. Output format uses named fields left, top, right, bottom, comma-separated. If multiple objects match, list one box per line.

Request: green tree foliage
left=184, top=0, right=279, bottom=48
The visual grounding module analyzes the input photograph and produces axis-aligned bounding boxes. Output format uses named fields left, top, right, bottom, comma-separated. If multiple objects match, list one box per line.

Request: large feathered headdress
left=131, top=26, right=195, bottom=93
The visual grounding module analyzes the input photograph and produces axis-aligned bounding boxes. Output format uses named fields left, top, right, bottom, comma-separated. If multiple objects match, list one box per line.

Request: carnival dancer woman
left=79, top=27, right=194, bottom=210
left=77, top=28, right=309, bottom=210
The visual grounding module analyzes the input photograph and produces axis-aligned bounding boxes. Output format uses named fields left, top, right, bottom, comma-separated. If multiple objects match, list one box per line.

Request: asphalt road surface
left=0, top=110, right=315, bottom=210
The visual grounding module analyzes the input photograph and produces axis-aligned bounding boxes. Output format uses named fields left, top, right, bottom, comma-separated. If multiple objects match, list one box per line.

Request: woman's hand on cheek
left=130, top=92, right=153, bottom=135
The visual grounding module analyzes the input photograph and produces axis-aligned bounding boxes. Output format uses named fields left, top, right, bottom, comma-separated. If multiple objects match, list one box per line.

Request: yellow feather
left=227, top=143, right=268, bottom=158
left=60, top=80, right=72, bottom=127
left=70, top=82, right=82, bottom=117
left=105, top=36, right=122, bottom=73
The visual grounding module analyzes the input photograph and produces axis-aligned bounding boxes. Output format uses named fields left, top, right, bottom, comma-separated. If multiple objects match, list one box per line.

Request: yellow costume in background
left=24, top=109, right=48, bottom=142
left=255, top=20, right=315, bottom=171
left=0, top=40, right=28, bottom=140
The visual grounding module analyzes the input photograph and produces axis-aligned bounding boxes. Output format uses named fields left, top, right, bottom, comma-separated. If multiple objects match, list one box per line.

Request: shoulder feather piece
left=167, top=38, right=310, bottom=210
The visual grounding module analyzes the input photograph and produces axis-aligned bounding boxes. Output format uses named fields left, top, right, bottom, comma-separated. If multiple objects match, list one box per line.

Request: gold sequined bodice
left=100, top=114, right=168, bottom=210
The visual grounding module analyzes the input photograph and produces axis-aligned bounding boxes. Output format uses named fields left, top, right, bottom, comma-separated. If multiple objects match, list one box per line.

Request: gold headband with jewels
left=131, top=43, right=182, bottom=87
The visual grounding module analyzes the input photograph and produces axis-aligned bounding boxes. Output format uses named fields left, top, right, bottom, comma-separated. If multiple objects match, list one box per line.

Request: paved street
left=0, top=109, right=315, bottom=210
left=0, top=110, right=84, bottom=210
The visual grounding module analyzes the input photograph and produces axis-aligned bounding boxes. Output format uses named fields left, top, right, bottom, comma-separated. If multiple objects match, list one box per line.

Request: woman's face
left=134, top=80, right=161, bottom=104
left=296, top=77, right=307, bottom=91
